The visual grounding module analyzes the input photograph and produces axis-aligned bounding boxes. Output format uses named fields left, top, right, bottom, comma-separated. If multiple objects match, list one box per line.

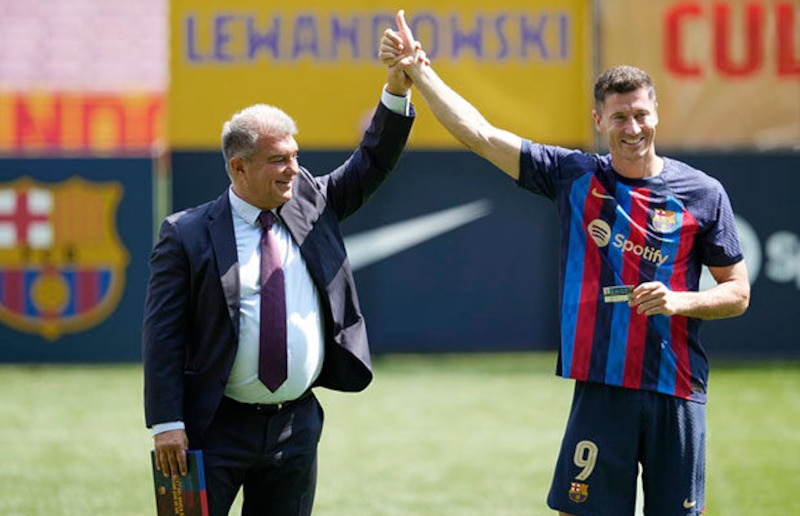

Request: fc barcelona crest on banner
left=0, top=177, right=129, bottom=340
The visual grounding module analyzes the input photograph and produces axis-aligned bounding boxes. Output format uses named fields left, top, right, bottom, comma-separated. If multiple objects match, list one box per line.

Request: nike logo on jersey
left=590, top=187, right=614, bottom=200
left=683, top=499, right=697, bottom=509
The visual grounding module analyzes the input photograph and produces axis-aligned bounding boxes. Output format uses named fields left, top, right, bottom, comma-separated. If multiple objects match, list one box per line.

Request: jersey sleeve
left=517, top=140, right=564, bottom=200
left=698, top=183, right=744, bottom=267
left=517, top=140, right=601, bottom=201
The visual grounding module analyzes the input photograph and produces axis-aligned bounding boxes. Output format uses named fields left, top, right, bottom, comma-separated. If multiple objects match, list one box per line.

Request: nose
left=287, top=155, right=300, bottom=174
left=623, top=117, right=641, bottom=134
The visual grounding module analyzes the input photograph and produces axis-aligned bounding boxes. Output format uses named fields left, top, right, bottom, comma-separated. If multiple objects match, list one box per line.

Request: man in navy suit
left=143, top=56, right=415, bottom=515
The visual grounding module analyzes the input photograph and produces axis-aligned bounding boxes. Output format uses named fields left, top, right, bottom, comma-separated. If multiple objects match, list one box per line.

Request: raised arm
left=380, top=10, right=523, bottom=180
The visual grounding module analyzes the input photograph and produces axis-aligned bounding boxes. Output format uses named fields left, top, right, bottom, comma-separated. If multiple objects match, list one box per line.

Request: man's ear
left=230, top=156, right=245, bottom=176
left=591, top=109, right=602, bottom=132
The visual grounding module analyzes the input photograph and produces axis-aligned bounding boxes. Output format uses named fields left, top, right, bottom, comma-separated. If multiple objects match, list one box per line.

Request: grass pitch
left=0, top=353, right=797, bottom=515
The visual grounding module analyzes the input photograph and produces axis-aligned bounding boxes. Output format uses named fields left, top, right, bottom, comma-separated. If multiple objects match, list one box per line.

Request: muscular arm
left=381, top=10, right=522, bottom=179
left=631, top=260, right=750, bottom=319
left=405, top=63, right=523, bottom=179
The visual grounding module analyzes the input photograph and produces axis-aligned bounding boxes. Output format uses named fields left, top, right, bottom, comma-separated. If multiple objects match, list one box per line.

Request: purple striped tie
left=258, top=211, right=287, bottom=392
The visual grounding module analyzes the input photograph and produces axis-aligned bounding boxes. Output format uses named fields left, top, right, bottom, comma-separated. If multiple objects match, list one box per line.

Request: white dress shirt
left=224, top=189, right=324, bottom=404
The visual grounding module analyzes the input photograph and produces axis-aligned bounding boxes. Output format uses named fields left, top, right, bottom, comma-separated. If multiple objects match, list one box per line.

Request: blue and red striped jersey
left=519, top=141, right=743, bottom=402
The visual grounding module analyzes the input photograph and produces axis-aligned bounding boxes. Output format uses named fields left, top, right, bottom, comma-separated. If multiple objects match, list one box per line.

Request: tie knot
left=259, top=211, right=274, bottom=230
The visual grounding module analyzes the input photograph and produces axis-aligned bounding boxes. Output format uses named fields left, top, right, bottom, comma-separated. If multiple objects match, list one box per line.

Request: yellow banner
left=600, top=0, right=799, bottom=150
left=169, top=0, right=592, bottom=150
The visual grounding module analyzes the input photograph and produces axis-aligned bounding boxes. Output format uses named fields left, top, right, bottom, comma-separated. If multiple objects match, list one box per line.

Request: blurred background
left=0, top=0, right=798, bottom=363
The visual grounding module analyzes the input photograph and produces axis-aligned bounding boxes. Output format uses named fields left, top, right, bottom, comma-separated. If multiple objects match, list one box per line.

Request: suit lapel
left=208, top=192, right=240, bottom=336
left=278, top=171, right=348, bottom=297
left=277, top=171, right=318, bottom=247
left=279, top=173, right=335, bottom=293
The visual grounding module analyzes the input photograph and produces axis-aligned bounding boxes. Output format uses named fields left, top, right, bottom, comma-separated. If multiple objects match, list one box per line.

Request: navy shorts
left=547, top=381, right=706, bottom=516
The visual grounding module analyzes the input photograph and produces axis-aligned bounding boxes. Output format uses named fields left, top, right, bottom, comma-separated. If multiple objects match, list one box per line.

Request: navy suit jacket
left=143, top=102, right=414, bottom=442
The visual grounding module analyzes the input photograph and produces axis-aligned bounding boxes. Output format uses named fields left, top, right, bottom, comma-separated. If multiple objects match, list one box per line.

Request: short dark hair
left=593, top=66, right=656, bottom=107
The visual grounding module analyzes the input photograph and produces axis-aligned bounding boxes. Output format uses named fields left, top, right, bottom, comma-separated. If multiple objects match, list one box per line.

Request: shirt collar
left=228, top=187, right=271, bottom=228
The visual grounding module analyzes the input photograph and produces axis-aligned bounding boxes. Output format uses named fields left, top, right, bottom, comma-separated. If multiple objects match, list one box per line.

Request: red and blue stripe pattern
left=558, top=174, right=701, bottom=400
left=0, top=268, right=112, bottom=318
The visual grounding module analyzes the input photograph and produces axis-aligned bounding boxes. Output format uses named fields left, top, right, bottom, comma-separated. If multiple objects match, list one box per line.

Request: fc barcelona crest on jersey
left=651, top=208, right=678, bottom=233
left=0, top=177, right=129, bottom=340
left=568, top=482, right=589, bottom=503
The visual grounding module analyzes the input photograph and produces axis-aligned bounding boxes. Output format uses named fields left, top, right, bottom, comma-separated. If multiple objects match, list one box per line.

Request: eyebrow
left=266, top=150, right=297, bottom=161
left=610, top=107, right=650, bottom=118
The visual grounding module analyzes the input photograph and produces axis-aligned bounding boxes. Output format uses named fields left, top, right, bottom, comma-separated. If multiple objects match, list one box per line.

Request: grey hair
left=221, top=104, right=298, bottom=176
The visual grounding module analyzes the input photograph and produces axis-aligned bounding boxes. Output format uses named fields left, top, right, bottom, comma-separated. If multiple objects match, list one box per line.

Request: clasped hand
left=379, top=10, right=429, bottom=76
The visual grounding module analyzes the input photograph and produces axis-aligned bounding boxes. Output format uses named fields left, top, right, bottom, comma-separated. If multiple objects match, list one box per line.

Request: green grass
left=0, top=353, right=797, bottom=515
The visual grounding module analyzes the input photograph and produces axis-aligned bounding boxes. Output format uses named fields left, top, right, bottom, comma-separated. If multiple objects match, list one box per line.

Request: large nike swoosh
left=344, top=199, right=492, bottom=271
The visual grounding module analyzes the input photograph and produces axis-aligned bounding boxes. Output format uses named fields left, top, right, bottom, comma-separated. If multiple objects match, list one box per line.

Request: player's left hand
left=629, top=281, right=684, bottom=316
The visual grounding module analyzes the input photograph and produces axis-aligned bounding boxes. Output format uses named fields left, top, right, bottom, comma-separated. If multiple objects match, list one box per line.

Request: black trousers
left=196, top=393, right=324, bottom=516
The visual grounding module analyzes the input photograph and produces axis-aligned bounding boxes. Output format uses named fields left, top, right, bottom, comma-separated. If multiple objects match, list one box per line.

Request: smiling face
left=592, top=86, right=659, bottom=168
left=229, top=133, right=299, bottom=210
